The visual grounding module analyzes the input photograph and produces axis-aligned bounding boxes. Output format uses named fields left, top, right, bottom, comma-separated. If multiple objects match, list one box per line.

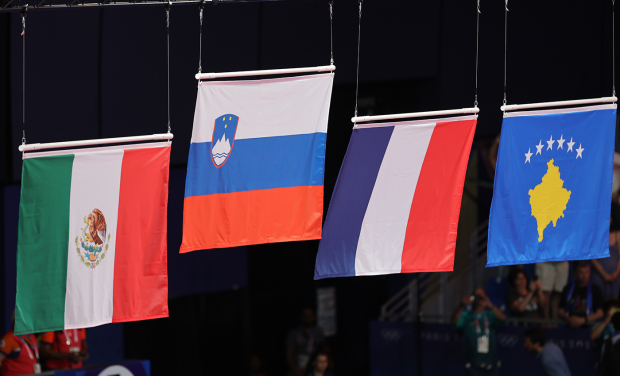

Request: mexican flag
left=15, top=143, right=170, bottom=335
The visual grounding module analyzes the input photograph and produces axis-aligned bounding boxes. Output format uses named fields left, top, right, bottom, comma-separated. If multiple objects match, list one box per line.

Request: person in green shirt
left=451, top=288, right=507, bottom=376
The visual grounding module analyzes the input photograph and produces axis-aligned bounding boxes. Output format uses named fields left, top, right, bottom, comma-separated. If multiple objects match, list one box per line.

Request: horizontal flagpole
left=351, top=107, right=480, bottom=123
left=1, top=0, right=305, bottom=13
left=196, top=65, right=336, bottom=80
left=19, top=133, right=174, bottom=152
left=501, top=97, right=618, bottom=112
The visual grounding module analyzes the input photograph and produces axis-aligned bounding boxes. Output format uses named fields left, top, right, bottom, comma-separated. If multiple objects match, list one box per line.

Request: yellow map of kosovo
left=528, top=159, right=571, bottom=242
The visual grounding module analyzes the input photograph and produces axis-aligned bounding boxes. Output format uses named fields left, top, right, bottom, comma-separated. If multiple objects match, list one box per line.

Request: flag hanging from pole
left=15, top=143, right=171, bottom=335
left=181, top=73, right=334, bottom=252
left=487, top=104, right=617, bottom=266
left=314, top=115, right=477, bottom=279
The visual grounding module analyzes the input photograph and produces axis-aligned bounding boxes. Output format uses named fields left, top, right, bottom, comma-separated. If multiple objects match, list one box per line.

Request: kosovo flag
left=487, top=105, right=617, bottom=267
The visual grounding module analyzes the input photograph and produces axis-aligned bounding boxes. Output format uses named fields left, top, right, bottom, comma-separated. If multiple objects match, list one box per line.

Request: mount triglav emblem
left=75, top=208, right=110, bottom=269
left=211, top=114, right=239, bottom=168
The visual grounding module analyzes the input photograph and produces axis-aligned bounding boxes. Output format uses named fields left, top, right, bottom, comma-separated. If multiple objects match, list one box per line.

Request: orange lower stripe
left=180, top=186, right=323, bottom=252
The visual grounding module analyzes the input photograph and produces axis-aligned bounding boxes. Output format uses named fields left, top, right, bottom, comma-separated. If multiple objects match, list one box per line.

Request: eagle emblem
left=75, top=209, right=111, bottom=269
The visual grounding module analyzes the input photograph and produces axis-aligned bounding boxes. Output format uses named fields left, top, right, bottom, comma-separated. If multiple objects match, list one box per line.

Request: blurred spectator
left=249, top=355, right=266, bottom=376
left=591, top=203, right=620, bottom=299
left=535, top=261, right=569, bottom=325
left=306, top=351, right=334, bottom=376
left=0, top=312, right=41, bottom=376
left=612, top=153, right=620, bottom=204
left=523, top=328, right=571, bottom=376
left=39, top=329, right=88, bottom=370
left=591, top=300, right=620, bottom=373
left=590, top=299, right=620, bottom=344
left=451, top=288, right=506, bottom=375
left=507, top=269, right=547, bottom=320
left=286, top=308, right=326, bottom=376
left=558, top=261, right=604, bottom=328
left=598, top=310, right=620, bottom=376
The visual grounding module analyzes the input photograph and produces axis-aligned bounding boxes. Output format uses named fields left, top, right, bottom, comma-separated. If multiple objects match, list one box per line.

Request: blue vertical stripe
left=314, top=126, right=394, bottom=279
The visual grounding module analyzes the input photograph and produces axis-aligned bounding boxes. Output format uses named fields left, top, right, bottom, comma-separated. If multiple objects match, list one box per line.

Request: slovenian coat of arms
left=211, top=114, right=239, bottom=168
left=75, top=209, right=110, bottom=269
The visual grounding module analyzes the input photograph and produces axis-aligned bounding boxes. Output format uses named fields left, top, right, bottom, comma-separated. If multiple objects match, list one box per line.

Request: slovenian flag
left=181, top=73, right=334, bottom=252
left=15, top=143, right=170, bottom=335
left=314, top=116, right=477, bottom=279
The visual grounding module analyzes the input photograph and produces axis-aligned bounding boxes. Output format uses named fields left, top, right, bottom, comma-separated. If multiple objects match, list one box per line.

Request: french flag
left=314, top=116, right=477, bottom=279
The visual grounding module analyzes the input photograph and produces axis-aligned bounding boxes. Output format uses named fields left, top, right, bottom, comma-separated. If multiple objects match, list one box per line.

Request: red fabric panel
left=401, top=119, right=477, bottom=272
left=112, top=146, right=170, bottom=323
left=41, top=330, right=85, bottom=370
left=180, top=186, right=323, bottom=252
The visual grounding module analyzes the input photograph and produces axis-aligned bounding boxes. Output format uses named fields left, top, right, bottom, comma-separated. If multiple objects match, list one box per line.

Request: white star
left=567, top=137, right=575, bottom=152
left=535, top=140, right=544, bottom=155
left=557, top=135, right=565, bottom=150
left=546, top=135, right=555, bottom=150
left=576, top=144, right=584, bottom=159
left=525, top=148, right=533, bottom=164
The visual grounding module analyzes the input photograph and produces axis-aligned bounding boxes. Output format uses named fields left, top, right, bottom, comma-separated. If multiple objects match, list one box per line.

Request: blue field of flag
left=487, top=106, right=616, bottom=266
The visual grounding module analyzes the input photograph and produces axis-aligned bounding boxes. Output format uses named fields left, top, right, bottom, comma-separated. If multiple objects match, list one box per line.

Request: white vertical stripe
left=354, top=123, right=436, bottom=276
left=65, top=150, right=123, bottom=328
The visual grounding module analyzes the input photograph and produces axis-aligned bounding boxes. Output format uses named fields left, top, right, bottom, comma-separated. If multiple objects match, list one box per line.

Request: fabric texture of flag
left=487, top=104, right=617, bottom=267
left=15, top=143, right=170, bottom=335
left=181, top=73, right=334, bottom=252
left=314, top=115, right=477, bottom=279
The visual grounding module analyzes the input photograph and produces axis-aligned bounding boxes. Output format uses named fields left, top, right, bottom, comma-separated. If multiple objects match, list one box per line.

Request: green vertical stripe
left=15, top=155, right=74, bottom=335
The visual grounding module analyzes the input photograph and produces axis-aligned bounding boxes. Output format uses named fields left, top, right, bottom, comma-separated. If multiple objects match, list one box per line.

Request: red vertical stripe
left=112, top=146, right=170, bottom=323
left=401, top=119, right=477, bottom=273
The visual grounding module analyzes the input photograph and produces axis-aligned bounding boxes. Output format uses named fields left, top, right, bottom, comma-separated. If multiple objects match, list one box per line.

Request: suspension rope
left=613, top=0, right=616, bottom=97
left=198, top=1, right=204, bottom=74
left=475, top=0, right=480, bottom=107
left=329, top=1, right=334, bottom=65
left=503, top=0, right=508, bottom=106
left=21, top=5, right=27, bottom=147
left=166, top=1, right=171, bottom=134
left=354, top=0, right=362, bottom=118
